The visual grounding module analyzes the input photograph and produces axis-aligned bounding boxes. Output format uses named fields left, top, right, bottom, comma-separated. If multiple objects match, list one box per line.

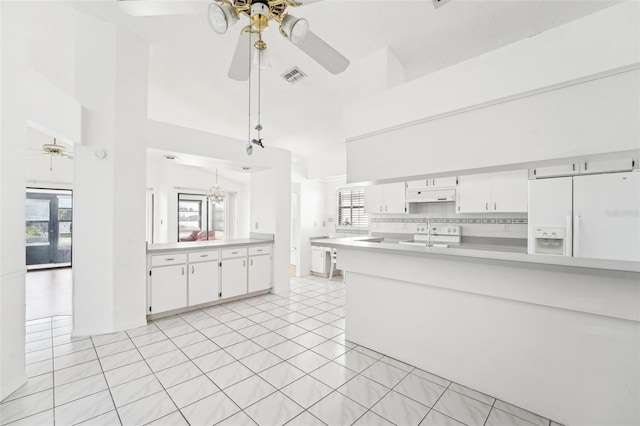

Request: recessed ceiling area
left=147, top=148, right=265, bottom=186
left=59, top=1, right=623, bottom=176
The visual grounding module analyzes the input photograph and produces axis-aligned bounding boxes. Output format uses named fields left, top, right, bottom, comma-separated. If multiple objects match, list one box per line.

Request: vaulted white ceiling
left=28, top=0, right=622, bottom=177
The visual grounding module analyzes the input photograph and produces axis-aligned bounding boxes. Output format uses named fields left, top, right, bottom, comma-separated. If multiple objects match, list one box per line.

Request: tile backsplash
left=369, top=202, right=527, bottom=239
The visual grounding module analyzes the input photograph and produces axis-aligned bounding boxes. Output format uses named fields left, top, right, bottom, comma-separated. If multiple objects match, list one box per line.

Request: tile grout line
left=89, top=334, right=124, bottom=426
left=122, top=326, right=192, bottom=425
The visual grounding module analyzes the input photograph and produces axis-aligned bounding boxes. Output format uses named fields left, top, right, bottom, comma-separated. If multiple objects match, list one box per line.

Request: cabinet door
left=188, top=261, right=219, bottom=306
left=383, top=182, right=406, bottom=214
left=364, top=185, right=384, bottom=214
left=431, top=176, right=457, bottom=188
left=457, top=174, right=491, bottom=213
left=249, top=255, right=272, bottom=292
left=221, top=257, right=247, bottom=299
left=491, top=170, right=528, bottom=212
left=310, top=248, right=325, bottom=273
left=151, top=265, right=187, bottom=313
left=406, top=179, right=428, bottom=190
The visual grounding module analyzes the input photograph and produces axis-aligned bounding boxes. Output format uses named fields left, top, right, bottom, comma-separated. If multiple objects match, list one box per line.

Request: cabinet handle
left=379, top=206, right=382, bottom=212
left=257, top=249, right=263, bottom=252
left=251, top=259, right=253, bottom=266
left=432, top=179, right=435, bottom=186
left=199, top=254, right=208, bottom=257
left=485, top=202, right=488, bottom=211
left=181, top=267, right=184, bottom=275
left=385, top=205, right=388, bottom=212
left=191, top=266, right=194, bottom=274
left=243, top=259, right=246, bottom=267
left=165, top=258, right=174, bottom=261
left=494, top=202, right=497, bottom=210
left=232, top=251, right=238, bottom=254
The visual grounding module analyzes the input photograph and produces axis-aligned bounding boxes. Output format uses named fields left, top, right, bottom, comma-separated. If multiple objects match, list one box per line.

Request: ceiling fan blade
left=27, top=153, right=48, bottom=158
left=117, top=0, right=208, bottom=17
left=62, top=153, right=74, bottom=160
left=228, top=32, right=253, bottom=81
left=295, top=30, right=349, bottom=75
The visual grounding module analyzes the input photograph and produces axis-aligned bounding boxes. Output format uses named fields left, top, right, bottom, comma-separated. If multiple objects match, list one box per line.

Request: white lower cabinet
left=188, top=250, right=220, bottom=306
left=311, top=246, right=327, bottom=275
left=150, top=263, right=187, bottom=314
left=249, top=245, right=272, bottom=292
left=149, top=244, right=271, bottom=315
left=221, top=248, right=248, bottom=299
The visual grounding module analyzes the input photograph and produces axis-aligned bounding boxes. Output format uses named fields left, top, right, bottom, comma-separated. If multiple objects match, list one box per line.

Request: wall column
left=0, top=1, right=28, bottom=400
left=72, top=12, right=148, bottom=335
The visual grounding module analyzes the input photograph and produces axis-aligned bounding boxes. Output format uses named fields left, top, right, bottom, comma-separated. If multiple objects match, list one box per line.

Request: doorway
left=25, top=188, right=72, bottom=269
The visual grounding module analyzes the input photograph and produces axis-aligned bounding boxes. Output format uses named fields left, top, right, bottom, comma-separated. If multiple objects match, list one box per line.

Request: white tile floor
left=3, top=275, right=562, bottom=426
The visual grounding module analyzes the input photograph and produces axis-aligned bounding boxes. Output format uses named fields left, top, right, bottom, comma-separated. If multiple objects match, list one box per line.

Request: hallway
left=26, top=268, right=72, bottom=321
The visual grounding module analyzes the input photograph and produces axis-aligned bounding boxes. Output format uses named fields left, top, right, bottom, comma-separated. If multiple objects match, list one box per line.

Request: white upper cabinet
left=365, top=183, right=406, bottom=214
left=457, top=173, right=492, bottom=213
left=407, top=176, right=457, bottom=190
left=530, top=163, right=578, bottom=178
left=491, top=170, right=528, bottom=212
left=457, top=170, right=528, bottom=213
left=364, top=185, right=384, bottom=214
left=580, top=158, right=635, bottom=174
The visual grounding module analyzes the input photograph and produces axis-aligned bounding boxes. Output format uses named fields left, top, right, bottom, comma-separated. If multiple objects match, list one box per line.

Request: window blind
left=337, top=188, right=368, bottom=227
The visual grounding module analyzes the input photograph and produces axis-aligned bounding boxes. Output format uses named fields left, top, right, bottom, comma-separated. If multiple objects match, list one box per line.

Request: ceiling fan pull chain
left=246, top=29, right=253, bottom=155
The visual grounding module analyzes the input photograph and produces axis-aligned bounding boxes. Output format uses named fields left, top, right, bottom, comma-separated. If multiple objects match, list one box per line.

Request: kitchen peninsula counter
left=316, top=237, right=640, bottom=425
left=311, top=237, right=639, bottom=273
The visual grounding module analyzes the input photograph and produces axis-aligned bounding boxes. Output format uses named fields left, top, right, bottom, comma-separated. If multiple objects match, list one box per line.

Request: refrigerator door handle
left=566, top=214, right=573, bottom=256
left=574, top=213, right=581, bottom=257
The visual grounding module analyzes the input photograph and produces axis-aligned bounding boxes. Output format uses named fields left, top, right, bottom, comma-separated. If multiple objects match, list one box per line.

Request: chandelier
left=207, top=169, right=225, bottom=204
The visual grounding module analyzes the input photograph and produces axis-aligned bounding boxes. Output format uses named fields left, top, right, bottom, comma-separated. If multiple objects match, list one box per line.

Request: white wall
left=72, top=13, right=148, bottom=335
left=344, top=2, right=640, bottom=183
left=250, top=166, right=291, bottom=293
left=297, top=179, right=328, bottom=276
left=324, top=177, right=346, bottom=236
left=146, top=157, right=250, bottom=243
left=0, top=2, right=28, bottom=400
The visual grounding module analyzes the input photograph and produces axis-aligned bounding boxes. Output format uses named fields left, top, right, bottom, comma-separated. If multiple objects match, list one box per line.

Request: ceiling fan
left=29, top=138, right=74, bottom=160
left=28, top=138, right=73, bottom=170
left=118, top=0, right=350, bottom=80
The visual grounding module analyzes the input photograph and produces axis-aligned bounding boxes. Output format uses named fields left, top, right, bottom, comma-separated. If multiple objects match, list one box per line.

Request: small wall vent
left=281, top=67, right=307, bottom=84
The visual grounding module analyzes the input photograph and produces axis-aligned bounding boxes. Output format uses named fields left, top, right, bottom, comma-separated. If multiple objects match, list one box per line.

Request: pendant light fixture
left=207, top=169, right=225, bottom=204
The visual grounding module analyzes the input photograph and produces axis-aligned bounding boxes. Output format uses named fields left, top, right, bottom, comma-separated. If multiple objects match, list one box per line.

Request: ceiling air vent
left=281, top=67, right=307, bottom=84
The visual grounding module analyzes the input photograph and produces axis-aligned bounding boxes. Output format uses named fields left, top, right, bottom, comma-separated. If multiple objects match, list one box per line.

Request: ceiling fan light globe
left=252, top=46, right=271, bottom=70
left=208, top=3, right=238, bottom=35
left=282, top=15, right=309, bottom=45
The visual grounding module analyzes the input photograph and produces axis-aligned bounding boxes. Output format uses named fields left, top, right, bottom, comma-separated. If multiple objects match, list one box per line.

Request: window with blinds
left=336, top=188, right=368, bottom=228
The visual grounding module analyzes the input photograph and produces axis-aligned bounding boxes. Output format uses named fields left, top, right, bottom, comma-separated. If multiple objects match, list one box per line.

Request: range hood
left=406, top=188, right=456, bottom=203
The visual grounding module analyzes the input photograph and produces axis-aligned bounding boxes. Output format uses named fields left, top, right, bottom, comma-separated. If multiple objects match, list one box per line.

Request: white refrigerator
left=528, top=171, right=640, bottom=262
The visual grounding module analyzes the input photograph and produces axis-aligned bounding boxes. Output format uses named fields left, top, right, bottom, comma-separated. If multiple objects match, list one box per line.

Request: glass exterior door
left=26, top=189, right=72, bottom=267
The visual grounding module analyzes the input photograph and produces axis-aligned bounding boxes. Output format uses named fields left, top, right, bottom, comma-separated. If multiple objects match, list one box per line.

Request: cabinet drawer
left=249, top=245, right=271, bottom=256
left=222, top=247, right=248, bottom=259
left=188, top=250, right=219, bottom=263
left=151, top=253, right=187, bottom=267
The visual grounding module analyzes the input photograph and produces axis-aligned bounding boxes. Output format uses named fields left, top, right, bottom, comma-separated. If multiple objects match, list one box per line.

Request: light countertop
left=147, top=238, right=272, bottom=253
left=311, top=237, right=640, bottom=273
